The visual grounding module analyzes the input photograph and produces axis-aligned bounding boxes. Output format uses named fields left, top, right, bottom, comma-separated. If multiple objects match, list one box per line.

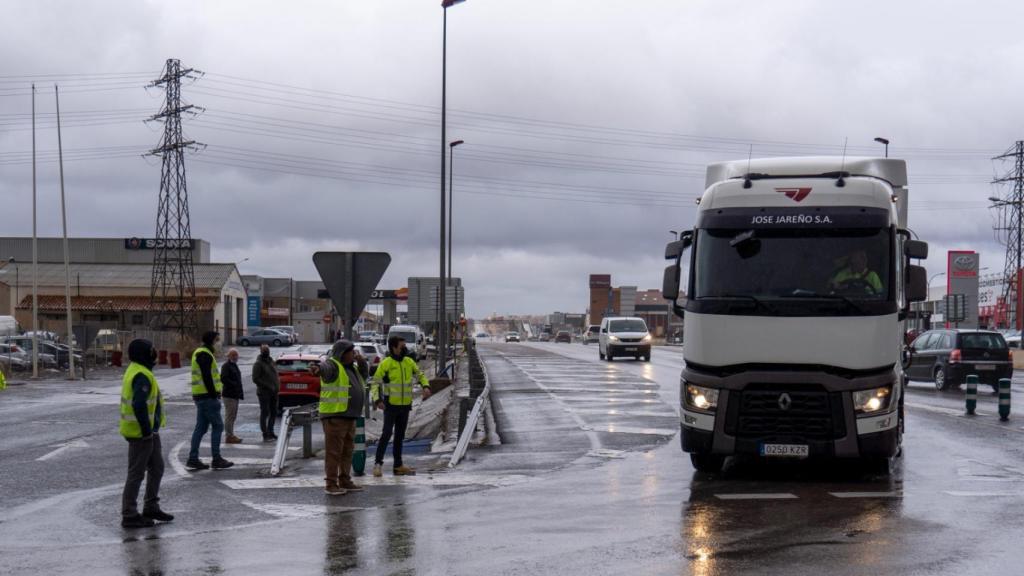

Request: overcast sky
left=1, top=0, right=1021, bottom=317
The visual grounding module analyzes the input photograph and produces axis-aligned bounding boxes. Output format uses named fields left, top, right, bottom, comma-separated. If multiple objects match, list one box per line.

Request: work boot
left=121, top=514, right=155, bottom=529
left=340, top=479, right=363, bottom=491
left=372, top=464, right=383, bottom=478
left=393, top=465, right=416, bottom=476
left=262, top=436, right=275, bottom=443
left=225, top=435, right=243, bottom=444
left=185, top=459, right=210, bottom=471
left=142, top=508, right=175, bottom=523
left=211, top=457, right=234, bottom=470
left=324, top=486, right=347, bottom=496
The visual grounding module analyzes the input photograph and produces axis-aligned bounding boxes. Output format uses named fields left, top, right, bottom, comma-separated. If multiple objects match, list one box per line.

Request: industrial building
left=407, top=277, right=464, bottom=333
left=588, top=274, right=681, bottom=338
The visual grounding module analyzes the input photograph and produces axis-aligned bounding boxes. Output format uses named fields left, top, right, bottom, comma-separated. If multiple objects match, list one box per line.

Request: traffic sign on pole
left=312, top=252, right=391, bottom=341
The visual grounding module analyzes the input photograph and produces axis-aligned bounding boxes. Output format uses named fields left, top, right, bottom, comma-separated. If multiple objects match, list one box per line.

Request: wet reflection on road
left=324, top=509, right=359, bottom=575
left=680, top=458, right=904, bottom=575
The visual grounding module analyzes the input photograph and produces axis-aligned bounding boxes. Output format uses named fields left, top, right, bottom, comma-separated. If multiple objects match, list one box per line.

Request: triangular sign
left=312, top=252, right=391, bottom=338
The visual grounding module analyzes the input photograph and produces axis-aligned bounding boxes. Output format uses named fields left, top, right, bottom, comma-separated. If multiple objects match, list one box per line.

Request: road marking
left=590, top=425, right=677, bottom=436
left=944, top=491, right=1022, bottom=497
left=714, top=493, right=798, bottom=500
left=241, top=501, right=363, bottom=519
left=586, top=449, right=627, bottom=459
left=35, top=438, right=88, bottom=461
left=222, top=473, right=533, bottom=490
left=829, top=491, right=903, bottom=498
left=169, top=440, right=190, bottom=478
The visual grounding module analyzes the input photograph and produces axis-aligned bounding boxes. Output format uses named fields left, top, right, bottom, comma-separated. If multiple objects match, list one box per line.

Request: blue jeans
left=188, top=397, right=223, bottom=461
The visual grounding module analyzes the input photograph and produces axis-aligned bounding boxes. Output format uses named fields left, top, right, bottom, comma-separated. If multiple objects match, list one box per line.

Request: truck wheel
left=690, top=453, right=725, bottom=473
left=643, top=355, right=651, bottom=362
left=599, top=349, right=605, bottom=360
left=606, top=351, right=613, bottom=362
left=933, top=366, right=948, bottom=391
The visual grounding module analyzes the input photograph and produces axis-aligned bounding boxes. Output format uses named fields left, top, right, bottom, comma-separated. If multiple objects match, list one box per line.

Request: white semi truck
left=662, top=157, right=929, bottom=474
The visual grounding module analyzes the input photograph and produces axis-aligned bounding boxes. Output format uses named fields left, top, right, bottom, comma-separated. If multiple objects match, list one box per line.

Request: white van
left=387, top=324, right=425, bottom=359
left=599, top=316, right=652, bottom=362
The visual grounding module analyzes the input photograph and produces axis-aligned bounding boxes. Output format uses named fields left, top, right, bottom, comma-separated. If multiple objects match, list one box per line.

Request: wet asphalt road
left=2, top=342, right=1024, bottom=574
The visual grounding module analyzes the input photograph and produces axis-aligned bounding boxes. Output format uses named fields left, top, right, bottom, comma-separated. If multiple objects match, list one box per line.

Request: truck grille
left=617, top=337, right=642, bottom=343
left=725, top=387, right=845, bottom=440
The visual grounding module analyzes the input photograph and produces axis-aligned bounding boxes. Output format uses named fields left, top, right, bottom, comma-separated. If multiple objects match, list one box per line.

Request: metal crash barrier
left=270, top=403, right=319, bottom=476
left=449, top=339, right=498, bottom=468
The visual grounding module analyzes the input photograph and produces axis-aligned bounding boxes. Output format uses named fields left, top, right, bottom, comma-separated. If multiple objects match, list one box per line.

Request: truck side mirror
left=905, top=239, right=928, bottom=260
left=906, top=264, right=928, bottom=303
left=664, top=232, right=692, bottom=260
left=662, top=264, right=681, bottom=301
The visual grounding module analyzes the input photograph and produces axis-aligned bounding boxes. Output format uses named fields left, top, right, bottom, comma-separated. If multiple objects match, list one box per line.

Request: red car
left=276, top=354, right=322, bottom=409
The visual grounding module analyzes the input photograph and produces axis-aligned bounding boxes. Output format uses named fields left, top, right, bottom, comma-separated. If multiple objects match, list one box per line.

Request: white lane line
left=944, top=491, right=1023, bottom=497
left=572, top=408, right=678, bottom=418
left=169, top=440, right=190, bottom=478
left=222, top=473, right=533, bottom=490
left=587, top=425, right=677, bottom=436
left=829, top=491, right=903, bottom=498
left=241, top=501, right=364, bottom=519
left=586, top=449, right=627, bottom=459
left=35, top=438, right=88, bottom=461
left=714, top=493, right=799, bottom=500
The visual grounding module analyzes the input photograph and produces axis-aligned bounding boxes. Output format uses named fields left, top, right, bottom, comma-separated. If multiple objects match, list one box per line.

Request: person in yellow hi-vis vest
left=370, top=335, right=431, bottom=477
left=186, top=331, right=233, bottom=471
left=119, top=339, right=173, bottom=528
left=309, top=339, right=367, bottom=496
left=0, top=366, right=6, bottom=390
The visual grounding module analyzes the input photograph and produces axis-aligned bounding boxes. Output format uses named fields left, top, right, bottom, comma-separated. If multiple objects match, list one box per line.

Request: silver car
left=238, top=329, right=293, bottom=347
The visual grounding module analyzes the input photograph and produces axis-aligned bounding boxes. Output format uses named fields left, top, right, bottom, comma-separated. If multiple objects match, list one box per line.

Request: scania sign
left=124, top=238, right=194, bottom=250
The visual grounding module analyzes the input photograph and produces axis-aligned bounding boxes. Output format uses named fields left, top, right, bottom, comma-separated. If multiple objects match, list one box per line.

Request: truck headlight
left=853, top=386, right=892, bottom=414
left=642, top=334, right=652, bottom=342
left=684, top=383, right=719, bottom=412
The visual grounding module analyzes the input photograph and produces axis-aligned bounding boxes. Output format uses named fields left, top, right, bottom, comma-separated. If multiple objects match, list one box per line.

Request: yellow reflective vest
left=190, top=347, right=222, bottom=396
left=319, top=358, right=357, bottom=415
left=0, top=369, right=6, bottom=390
left=119, top=363, right=166, bottom=439
left=831, top=267, right=883, bottom=293
left=371, top=355, right=429, bottom=406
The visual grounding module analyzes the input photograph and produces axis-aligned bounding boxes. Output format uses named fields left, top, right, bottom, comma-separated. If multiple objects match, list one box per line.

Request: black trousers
left=258, top=393, right=278, bottom=438
left=121, top=434, right=164, bottom=517
left=375, top=406, right=411, bottom=468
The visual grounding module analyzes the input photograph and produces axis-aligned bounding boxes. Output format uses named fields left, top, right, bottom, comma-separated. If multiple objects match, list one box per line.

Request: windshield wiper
left=717, top=293, right=776, bottom=313
left=784, top=289, right=867, bottom=314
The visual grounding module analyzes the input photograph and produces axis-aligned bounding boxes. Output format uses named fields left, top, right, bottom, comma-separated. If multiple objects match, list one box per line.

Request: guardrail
left=448, top=339, right=499, bottom=467
left=270, top=403, right=319, bottom=476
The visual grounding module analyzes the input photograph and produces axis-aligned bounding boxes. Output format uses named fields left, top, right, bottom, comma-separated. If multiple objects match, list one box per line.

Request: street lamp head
left=449, top=139, right=464, bottom=148
left=873, top=137, right=889, bottom=145
left=989, top=197, right=1003, bottom=204
left=441, top=0, right=465, bottom=7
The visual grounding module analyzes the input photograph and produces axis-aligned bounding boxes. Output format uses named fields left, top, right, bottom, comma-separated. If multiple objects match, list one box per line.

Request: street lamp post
left=448, top=139, right=464, bottom=357
left=874, top=137, right=889, bottom=158
left=439, top=0, right=465, bottom=375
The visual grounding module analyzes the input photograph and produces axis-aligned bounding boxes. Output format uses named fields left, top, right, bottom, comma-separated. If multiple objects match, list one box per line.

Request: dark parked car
left=238, top=329, right=292, bottom=347
left=555, top=331, right=572, bottom=343
left=908, top=329, right=1013, bottom=391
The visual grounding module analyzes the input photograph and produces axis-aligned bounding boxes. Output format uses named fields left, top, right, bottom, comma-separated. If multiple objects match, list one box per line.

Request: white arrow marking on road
left=36, top=438, right=88, bottom=461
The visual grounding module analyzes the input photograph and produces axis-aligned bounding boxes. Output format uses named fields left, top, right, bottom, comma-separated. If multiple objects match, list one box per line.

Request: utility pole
left=147, top=59, right=205, bottom=342
left=55, top=85, right=76, bottom=379
left=991, top=140, right=1024, bottom=330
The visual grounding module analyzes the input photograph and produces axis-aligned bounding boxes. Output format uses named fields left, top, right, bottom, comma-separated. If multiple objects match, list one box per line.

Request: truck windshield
left=693, top=227, right=892, bottom=315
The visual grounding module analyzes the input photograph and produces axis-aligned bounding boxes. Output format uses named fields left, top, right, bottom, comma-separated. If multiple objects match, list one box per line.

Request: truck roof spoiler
left=706, top=157, right=908, bottom=190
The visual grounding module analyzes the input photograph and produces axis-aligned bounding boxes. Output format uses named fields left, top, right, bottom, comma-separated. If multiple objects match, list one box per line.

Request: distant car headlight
left=608, top=335, right=620, bottom=342
left=684, top=383, right=719, bottom=412
left=642, top=334, right=652, bottom=342
left=853, top=386, right=892, bottom=414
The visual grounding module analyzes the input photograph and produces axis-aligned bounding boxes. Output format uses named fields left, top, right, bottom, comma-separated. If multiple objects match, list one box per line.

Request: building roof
left=18, top=294, right=219, bottom=312
left=0, top=262, right=237, bottom=290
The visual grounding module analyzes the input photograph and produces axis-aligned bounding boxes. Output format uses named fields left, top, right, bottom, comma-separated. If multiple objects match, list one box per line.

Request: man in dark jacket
left=186, top=331, right=233, bottom=471
left=310, top=340, right=366, bottom=494
left=252, top=344, right=280, bottom=442
left=120, top=339, right=173, bottom=528
left=221, top=348, right=244, bottom=444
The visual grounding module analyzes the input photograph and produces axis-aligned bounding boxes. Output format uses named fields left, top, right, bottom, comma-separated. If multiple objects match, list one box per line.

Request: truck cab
left=662, top=157, right=929, bottom=474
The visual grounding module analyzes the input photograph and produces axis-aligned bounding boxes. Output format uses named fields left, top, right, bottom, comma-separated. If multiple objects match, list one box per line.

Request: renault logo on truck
left=775, top=187, right=812, bottom=202
left=778, top=393, right=793, bottom=411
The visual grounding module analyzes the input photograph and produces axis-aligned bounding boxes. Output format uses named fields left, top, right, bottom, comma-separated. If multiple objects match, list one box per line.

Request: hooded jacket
left=317, top=340, right=366, bottom=419
left=252, top=351, right=280, bottom=396
left=127, top=339, right=162, bottom=437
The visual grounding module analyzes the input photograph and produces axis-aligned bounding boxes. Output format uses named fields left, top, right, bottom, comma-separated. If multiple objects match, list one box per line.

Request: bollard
left=965, top=374, right=978, bottom=415
left=999, top=378, right=1011, bottom=421
left=302, top=421, right=314, bottom=458
left=352, top=416, right=366, bottom=476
